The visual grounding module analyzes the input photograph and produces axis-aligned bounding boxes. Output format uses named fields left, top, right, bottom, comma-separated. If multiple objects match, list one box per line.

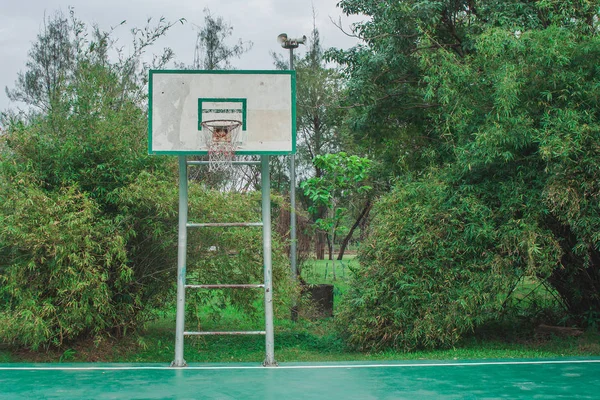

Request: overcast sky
left=0, top=0, right=363, bottom=112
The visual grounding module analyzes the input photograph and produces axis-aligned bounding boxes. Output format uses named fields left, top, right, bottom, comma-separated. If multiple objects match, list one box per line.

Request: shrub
left=336, top=174, right=559, bottom=351
left=0, top=176, right=130, bottom=349
left=118, top=172, right=294, bottom=328
left=0, top=169, right=293, bottom=349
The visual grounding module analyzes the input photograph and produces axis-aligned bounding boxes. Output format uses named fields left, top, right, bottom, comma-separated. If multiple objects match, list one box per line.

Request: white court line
left=0, top=359, right=599, bottom=371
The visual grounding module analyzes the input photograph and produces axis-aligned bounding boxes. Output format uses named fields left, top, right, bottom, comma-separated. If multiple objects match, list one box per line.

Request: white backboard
left=148, top=70, right=296, bottom=155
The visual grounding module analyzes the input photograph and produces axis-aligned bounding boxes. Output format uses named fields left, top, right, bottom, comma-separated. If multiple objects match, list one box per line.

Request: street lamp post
left=278, top=33, right=305, bottom=321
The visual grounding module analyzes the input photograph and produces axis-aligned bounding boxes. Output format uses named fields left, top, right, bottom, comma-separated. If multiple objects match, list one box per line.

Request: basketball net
left=200, top=120, right=242, bottom=172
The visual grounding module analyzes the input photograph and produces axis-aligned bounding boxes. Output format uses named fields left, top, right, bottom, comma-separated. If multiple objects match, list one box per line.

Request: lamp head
left=278, top=34, right=306, bottom=49
left=277, top=33, right=288, bottom=45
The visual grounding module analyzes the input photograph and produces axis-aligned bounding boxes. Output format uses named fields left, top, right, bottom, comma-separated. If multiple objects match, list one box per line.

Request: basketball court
left=1, top=358, right=599, bottom=399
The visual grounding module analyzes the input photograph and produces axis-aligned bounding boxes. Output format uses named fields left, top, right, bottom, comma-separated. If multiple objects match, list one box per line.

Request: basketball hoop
left=200, top=119, right=242, bottom=172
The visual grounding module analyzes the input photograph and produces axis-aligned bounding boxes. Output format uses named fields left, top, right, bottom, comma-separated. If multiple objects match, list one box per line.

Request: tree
left=295, top=25, right=345, bottom=174
left=190, top=8, right=252, bottom=71
left=333, top=0, right=600, bottom=349
left=5, top=10, right=76, bottom=113
left=301, top=152, right=372, bottom=279
left=297, top=27, right=348, bottom=259
left=328, top=0, right=439, bottom=178
left=419, top=24, right=600, bottom=322
left=6, top=8, right=179, bottom=115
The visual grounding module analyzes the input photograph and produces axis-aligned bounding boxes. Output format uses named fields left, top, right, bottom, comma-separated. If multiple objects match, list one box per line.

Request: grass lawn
left=2, top=310, right=598, bottom=364
left=1, top=255, right=599, bottom=364
left=301, top=255, right=358, bottom=285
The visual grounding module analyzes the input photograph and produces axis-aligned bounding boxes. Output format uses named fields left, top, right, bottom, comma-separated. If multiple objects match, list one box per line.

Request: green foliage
left=0, top=10, right=288, bottom=350
left=118, top=173, right=294, bottom=330
left=338, top=175, right=554, bottom=350
left=301, top=153, right=372, bottom=262
left=418, top=25, right=600, bottom=320
left=0, top=11, right=179, bottom=348
left=294, top=27, right=346, bottom=167
left=334, top=0, right=600, bottom=349
left=0, top=167, right=292, bottom=349
left=0, top=176, right=130, bottom=349
left=302, top=152, right=372, bottom=218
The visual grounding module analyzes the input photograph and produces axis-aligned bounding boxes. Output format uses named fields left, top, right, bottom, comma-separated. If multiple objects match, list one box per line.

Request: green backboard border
left=148, top=70, right=296, bottom=155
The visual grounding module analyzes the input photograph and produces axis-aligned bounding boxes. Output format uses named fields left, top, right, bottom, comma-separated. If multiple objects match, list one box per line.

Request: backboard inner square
left=198, top=98, right=247, bottom=131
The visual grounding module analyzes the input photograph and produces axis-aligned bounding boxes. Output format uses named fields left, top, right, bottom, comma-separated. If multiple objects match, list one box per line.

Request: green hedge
left=336, top=175, right=558, bottom=351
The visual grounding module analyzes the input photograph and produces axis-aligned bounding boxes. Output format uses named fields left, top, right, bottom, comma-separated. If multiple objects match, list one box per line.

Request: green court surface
left=1, top=358, right=599, bottom=399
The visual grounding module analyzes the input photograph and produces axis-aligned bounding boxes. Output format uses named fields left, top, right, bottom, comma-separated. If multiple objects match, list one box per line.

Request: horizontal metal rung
left=187, top=222, right=263, bottom=228
left=184, top=331, right=266, bottom=336
left=187, top=161, right=261, bottom=166
left=185, top=284, right=265, bottom=289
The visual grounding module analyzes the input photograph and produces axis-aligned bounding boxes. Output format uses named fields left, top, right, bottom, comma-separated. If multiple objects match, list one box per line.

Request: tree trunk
left=315, top=231, right=326, bottom=259
left=315, top=204, right=327, bottom=260
left=337, top=199, right=372, bottom=260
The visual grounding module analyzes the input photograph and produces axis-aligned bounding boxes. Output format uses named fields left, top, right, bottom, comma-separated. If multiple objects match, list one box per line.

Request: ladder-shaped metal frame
left=172, top=156, right=276, bottom=367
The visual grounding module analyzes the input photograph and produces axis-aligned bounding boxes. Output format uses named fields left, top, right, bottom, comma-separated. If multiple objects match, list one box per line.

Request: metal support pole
left=172, top=156, right=188, bottom=367
left=289, top=47, right=299, bottom=321
left=262, top=156, right=276, bottom=366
